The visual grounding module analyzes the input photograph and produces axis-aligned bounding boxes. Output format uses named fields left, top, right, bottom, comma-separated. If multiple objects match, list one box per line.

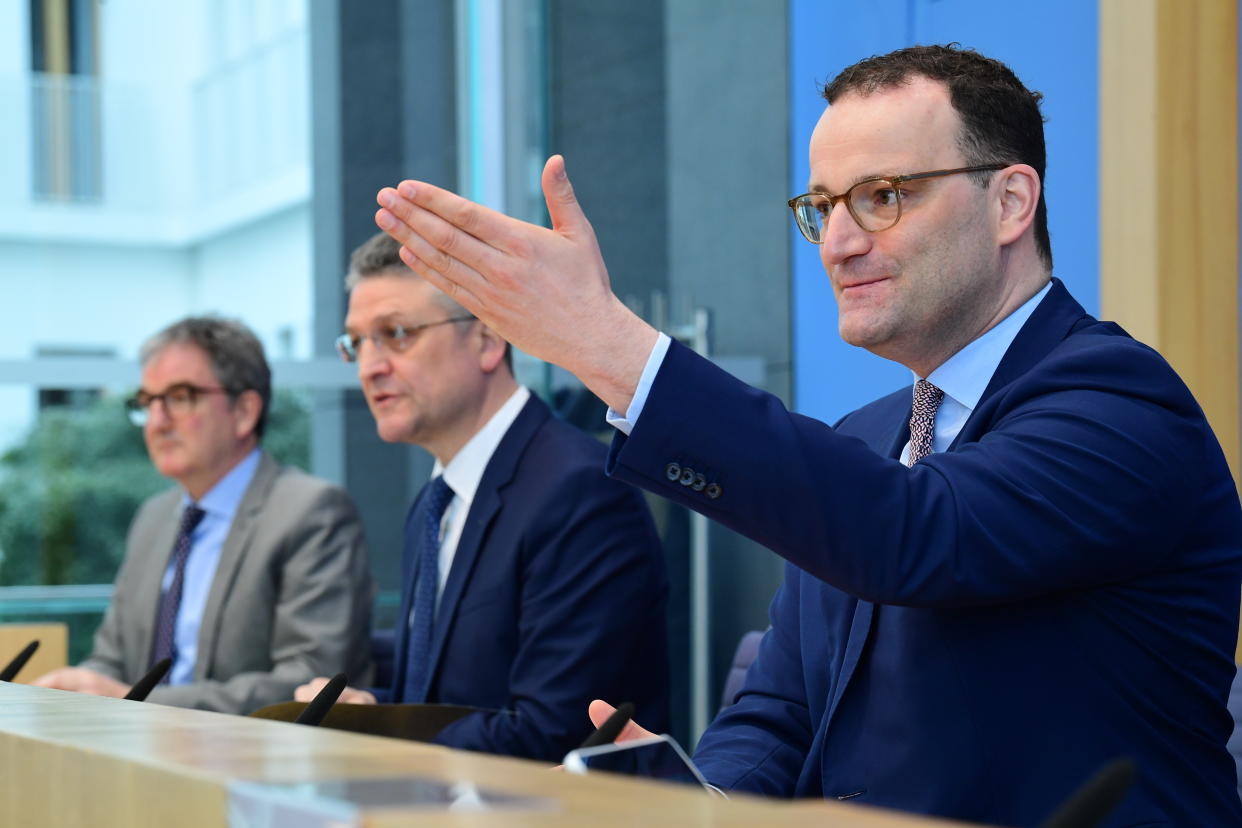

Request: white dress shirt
left=429, top=385, right=531, bottom=597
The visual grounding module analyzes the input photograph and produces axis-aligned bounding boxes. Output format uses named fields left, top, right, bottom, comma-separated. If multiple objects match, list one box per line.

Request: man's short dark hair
left=824, top=44, right=1052, bottom=270
left=140, top=316, right=272, bottom=439
left=346, top=232, right=512, bottom=372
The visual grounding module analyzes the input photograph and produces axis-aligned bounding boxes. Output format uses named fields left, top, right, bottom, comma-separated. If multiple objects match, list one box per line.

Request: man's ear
left=995, top=163, right=1040, bottom=247
left=477, top=323, right=508, bottom=374
left=232, top=390, right=264, bottom=441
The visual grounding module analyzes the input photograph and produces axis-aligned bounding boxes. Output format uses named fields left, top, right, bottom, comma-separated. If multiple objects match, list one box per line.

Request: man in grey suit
left=33, top=317, right=373, bottom=714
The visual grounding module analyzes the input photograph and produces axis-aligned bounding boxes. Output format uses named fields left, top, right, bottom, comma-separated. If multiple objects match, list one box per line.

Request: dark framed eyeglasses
left=125, top=383, right=233, bottom=427
left=787, top=164, right=1007, bottom=244
left=336, top=316, right=475, bottom=363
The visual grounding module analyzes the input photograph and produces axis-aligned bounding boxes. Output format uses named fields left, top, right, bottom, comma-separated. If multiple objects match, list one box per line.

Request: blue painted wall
left=789, top=0, right=1099, bottom=422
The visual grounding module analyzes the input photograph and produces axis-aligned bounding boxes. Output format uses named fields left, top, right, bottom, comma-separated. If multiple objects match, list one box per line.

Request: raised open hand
left=375, top=155, right=658, bottom=414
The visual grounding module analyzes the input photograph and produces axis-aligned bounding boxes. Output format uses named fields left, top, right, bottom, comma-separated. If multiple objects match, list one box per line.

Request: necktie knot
left=180, top=503, right=207, bottom=535
left=907, top=379, right=945, bottom=466
left=424, top=476, right=454, bottom=532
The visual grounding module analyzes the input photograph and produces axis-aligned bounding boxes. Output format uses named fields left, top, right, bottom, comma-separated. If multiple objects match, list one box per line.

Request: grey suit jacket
left=81, top=451, right=372, bottom=713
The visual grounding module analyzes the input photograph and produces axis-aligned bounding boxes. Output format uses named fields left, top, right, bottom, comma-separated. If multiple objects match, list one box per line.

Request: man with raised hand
left=371, top=45, right=1242, bottom=826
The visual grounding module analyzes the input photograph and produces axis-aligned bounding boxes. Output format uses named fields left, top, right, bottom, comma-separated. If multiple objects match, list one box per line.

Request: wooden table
left=0, top=622, right=67, bottom=682
left=0, top=682, right=974, bottom=826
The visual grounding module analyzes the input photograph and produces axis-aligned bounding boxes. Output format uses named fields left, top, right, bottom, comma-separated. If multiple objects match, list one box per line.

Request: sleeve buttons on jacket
left=665, top=461, right=720, bottom=499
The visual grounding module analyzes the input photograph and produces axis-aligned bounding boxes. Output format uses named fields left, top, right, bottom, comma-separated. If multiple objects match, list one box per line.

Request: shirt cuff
left=605, top=333, right=672, bottom=436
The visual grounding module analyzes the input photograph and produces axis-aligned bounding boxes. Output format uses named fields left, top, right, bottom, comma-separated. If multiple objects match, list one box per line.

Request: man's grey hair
left=139, top=316, right=272, bottom=439
left=345, top=231, right=469, bottom=318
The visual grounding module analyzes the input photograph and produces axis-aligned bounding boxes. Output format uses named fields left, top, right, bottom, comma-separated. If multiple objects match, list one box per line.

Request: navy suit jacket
left=607, top=281, right=1242, bottom=826
left=382, top=394, right=670, bottom=762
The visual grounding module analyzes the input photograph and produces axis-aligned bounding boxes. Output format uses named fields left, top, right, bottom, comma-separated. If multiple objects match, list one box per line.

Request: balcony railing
left=2, top=25, right=309, bottom=243
left=30, top=72, right=102, bottom=204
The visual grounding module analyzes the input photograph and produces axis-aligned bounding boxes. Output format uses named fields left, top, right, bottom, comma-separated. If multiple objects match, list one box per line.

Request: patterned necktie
left=906, top=379, right=945, bottom=466
left=149, top=503, right=207, bottom=676
left=404, top=476, right=455, bottom=703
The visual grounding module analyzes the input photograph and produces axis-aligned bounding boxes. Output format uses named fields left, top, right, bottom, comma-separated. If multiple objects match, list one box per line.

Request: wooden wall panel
left=1102, top=0, right=1241, bottom=660
left=1101, top=0, right=1239, bottom=483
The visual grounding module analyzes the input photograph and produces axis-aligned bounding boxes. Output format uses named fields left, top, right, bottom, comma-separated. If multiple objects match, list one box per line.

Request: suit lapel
left=821, top=394, right=910, bottom=730
left=425, top=490, right=503, bottom=673
left=839, top=385, right=911, bottom=461
left=825, top=599, right=874, bottom=722
left=133, top=492, right=182, bottom=672
left=423, top=396, right=551, bottom=692
left=192, top=451, right=278, bottom=680
left=883, top=407, right=911, bottom=461
left=953, top=278, right=1089, bottom=449
left=390, top=491, right=426, bottom=700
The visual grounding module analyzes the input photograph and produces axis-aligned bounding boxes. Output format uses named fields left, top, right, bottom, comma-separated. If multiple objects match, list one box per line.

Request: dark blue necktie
left=403, top=476, right=454, bottom=703
left=150, top=503, right=206, bottom=678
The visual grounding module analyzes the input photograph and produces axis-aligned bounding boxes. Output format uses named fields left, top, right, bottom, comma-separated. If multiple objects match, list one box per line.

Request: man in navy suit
left=372, top=45, right=1242, bottom=826
left=295, top=232, right=669, bottom=761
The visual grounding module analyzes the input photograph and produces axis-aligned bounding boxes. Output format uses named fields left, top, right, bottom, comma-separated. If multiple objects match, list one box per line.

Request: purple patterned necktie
left=906, top=379, right=945, bottom=466
left=149, top=503, right=207, bottom=676
left=403, top=476, right=455, bottom=703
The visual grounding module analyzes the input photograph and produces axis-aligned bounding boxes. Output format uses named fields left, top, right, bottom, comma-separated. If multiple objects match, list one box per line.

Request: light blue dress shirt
left=161, top=448, right=261, bottom=685
left=609, top=283, right=1052, bottom=454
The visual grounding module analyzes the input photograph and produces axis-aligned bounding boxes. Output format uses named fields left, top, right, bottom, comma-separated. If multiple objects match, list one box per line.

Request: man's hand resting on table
left=32, top=666, right=130, bottom=698
left=295, top=676, right=377, bottom=705
left=587, top=699, right=656, bottom=742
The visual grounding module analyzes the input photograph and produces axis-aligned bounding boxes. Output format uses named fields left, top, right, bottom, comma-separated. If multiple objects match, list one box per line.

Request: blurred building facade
left=0, top=0, right=315, bottom=450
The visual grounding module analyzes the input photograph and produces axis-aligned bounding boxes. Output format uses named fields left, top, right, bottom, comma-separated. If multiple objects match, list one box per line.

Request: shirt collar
left=433, top=386, right=531, bottom=508
left=922, top=281, right=1052, bottom=413
left=182, top=447, right=261, bottom=520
